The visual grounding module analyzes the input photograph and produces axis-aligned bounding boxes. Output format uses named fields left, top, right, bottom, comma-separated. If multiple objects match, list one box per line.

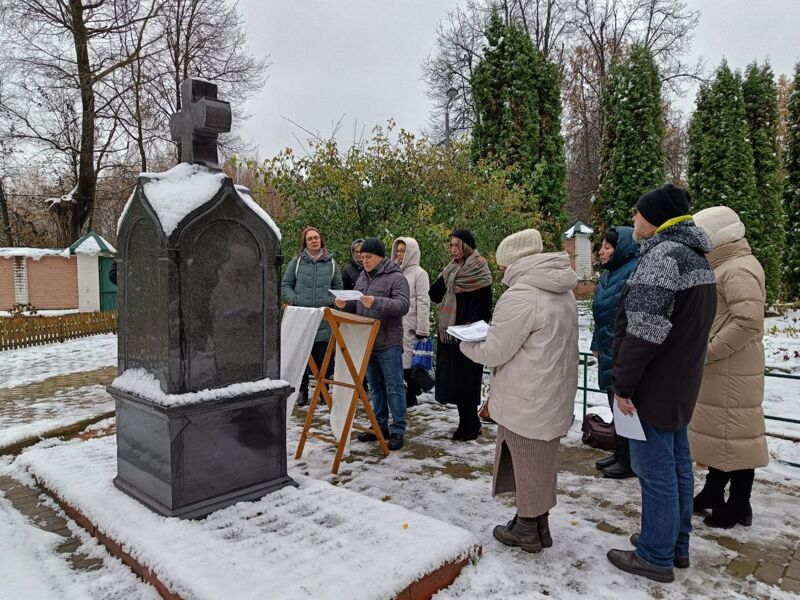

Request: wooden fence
left=0, top=311, right=117, bottom=351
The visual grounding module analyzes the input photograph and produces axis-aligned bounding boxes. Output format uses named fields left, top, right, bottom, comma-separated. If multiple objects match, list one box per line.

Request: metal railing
left=578, top=352, right=800, bottom=468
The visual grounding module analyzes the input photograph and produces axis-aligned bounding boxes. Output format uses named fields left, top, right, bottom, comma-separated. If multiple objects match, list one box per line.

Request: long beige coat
left=460, top=252, right=578, bottom=441
left=391, top=237, right=431, bottom=369
left=688, top=238, right=769, bottom=471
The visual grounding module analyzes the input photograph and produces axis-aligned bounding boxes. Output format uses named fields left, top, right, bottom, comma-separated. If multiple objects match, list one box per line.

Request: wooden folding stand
left=295, top=308, right=390, bottom=474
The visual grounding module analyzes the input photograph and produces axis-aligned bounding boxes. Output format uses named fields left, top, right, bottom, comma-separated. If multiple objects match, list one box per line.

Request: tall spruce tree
left=597, top=45, right=665, bottom=234
left=471, top=12, right=567, bottom=249
left=743, top=61, right=784, bottom=305
left=784, top=63, right=800, bottom=300
left=688, top=62, right=757, bottom=259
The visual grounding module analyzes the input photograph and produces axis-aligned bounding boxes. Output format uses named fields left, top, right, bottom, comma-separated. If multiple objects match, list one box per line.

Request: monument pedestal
left=110, top=384, right=295, bottom=519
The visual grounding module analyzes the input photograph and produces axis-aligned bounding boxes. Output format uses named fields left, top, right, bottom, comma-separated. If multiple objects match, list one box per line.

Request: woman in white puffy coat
left=392, top=237, right=431, bottom=407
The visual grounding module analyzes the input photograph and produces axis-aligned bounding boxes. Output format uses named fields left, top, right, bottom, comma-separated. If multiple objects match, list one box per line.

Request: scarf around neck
left=437, top=251, right=493, bottom=342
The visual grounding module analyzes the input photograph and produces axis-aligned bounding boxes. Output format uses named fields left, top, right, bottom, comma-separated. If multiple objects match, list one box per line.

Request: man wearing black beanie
left=606, top=184, right=717, bottom=583
left=335, top=237, right=410, bottom=450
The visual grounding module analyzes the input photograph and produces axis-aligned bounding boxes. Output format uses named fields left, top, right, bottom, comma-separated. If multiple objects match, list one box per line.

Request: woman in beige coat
left=689, top=206, right=768, bottom=529
left=392, top=237, right=431, bottom=407
left=461, top=229, right=578, bottom=553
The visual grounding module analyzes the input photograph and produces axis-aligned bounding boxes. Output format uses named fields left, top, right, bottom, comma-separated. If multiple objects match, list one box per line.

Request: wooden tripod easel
left=295, top=308, right=390, bottom=474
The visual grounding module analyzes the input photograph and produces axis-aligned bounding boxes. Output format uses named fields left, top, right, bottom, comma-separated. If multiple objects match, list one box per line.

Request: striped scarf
left=438, top=252, right=493, bottom=343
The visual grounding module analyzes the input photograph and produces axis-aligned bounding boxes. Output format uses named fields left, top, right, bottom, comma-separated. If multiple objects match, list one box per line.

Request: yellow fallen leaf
left=402, top=523, right=409, bottom=529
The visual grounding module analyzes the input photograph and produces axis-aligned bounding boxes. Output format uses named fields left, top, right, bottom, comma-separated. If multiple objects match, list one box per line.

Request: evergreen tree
left=688, top=62, right=757, bottom=257
left=597, top=45, right=665, bottom=234
left=743, top=61, right=784, bottom=305
left=784, top=64, right=800, bottom=300
left=471, top=12, right=567, bottom=249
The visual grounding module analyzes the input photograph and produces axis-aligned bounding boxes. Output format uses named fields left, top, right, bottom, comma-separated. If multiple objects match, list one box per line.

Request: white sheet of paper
left=613, top=401, right=647, bottom=441
left=446, top=320, right=490, bottom=342
left=329, top=289, right=363, bottom=301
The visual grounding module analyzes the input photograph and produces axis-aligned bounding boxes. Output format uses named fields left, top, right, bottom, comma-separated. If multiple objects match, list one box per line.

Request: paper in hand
left=446, top=320, right=490, bottom=342
left=612, top=401, right=647, bottom=441
left=329, top=289, right=363, bottom=301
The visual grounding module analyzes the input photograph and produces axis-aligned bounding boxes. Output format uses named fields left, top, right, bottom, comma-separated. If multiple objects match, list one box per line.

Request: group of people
left=281, top=227, right=494, bottom=451
left=282, top=181, right=770, bottom=585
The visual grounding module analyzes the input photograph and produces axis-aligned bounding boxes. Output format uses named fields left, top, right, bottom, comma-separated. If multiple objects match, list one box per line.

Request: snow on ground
left=12, top=435, right=477, bottom=600
left=0, top=385, right=113, bottom=449
left=0, top=309, right=80, bottom=317
left=0, top=334, right=117, bottom=389
left=0, top=489, right=159, bottom=600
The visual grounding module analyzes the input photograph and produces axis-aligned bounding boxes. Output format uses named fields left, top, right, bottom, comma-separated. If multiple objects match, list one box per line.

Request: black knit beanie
left=451, top=229, right=476, bottom=250
left=359, top=237, right=386, bottom=258
left=635, top=184, right=692, bottom=227
left=602, top=228, right=619, bottom=248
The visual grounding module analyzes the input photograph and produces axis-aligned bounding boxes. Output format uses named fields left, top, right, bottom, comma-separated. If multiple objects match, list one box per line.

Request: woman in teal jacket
left=281, top=226, right=343, bottom=405
left=590, top=226, right=638, bottom=478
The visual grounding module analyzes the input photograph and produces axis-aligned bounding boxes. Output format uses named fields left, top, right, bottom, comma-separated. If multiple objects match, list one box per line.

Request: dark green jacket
left=281, top=249, right=343, bottom=342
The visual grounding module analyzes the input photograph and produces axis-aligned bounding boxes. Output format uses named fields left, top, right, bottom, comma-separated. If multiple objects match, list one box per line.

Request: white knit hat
left=692, top=206, right=745, bottom=249
left=495, top=228, right=543, bottom=268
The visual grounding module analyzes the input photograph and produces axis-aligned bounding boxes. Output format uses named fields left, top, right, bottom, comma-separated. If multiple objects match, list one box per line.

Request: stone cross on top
left=169, top=78, right=232, bottom=170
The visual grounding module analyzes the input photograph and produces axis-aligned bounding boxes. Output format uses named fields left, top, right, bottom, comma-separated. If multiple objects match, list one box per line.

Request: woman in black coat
left=429, top=229, right=493, bottom=441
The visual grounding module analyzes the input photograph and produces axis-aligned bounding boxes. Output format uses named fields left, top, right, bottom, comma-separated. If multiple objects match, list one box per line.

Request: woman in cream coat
left=392, top=237, right=431, bottom=407
left=689, top=206, right=768, bottom=529
left=461, top=229, right=578, bottom=553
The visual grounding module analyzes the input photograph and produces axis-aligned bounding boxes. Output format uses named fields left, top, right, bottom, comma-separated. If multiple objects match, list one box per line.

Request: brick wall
left=0, top=258, right=14, bottom=308
left=27, top=257, right=79, bottom=309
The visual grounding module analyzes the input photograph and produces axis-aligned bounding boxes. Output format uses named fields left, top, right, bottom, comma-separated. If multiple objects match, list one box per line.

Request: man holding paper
left=606, top=184, right=717, bottom=583
left=335, top=237, right=410, bottom=450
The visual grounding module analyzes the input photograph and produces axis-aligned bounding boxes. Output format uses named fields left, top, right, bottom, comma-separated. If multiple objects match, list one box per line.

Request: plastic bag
left=411, top=337, right=434, bottom=370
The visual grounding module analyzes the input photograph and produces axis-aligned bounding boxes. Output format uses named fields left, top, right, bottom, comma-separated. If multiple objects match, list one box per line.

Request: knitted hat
left=495, top=228, right=543, bottom=268
left=300, top=226, right=324, bottom=253
left=635, top=184, right=692, bottom=227
left=692, top=206, right=745, bottom=249
left=602, top=228, right=619, bottom=248
left=451, top=229, right=476, bottom=250
left=360, top=237, right=386, bottom=258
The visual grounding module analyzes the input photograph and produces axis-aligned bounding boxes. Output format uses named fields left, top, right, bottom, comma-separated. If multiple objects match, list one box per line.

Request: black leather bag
left=410, top=367, right=435, bottom=392
left=581, top=413, right=616, bottom=451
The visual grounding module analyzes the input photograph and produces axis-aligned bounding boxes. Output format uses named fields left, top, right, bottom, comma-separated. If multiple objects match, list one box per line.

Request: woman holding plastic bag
left=392, top=237, right=431, bottom=408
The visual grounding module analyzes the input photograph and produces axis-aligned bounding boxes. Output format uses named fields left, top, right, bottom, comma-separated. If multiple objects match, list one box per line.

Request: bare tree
left=0, top=0, right=162, bottom=244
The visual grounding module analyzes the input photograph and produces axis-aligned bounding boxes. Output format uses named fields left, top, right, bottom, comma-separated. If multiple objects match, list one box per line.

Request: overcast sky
left=236, top=0, right=800, bottom=160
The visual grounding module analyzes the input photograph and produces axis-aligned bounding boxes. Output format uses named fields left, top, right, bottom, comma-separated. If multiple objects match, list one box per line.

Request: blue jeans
left=365, top=346, right=406, bottom=435
left=629, top=422, right=694, bottom=568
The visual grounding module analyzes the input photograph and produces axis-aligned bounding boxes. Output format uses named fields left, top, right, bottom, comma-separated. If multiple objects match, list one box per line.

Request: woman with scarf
left=429, top=229, right=493, bottom=441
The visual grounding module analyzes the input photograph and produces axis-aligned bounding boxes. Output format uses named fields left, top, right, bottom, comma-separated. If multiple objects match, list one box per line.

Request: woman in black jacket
left=429, top=229, right=493, bottom=441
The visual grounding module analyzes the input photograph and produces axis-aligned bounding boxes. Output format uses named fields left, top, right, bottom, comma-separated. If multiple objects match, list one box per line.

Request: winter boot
left=595, top=452, right=618, bottom=470
left=629, top=533, right=690, bottom=568
left=493, top=516, right=542, bottom=553
left=357, top=427, right=389, bottom=443
left=704, top=469, right=754, bottom=528
left=387, top=433, right=404, bottom=451
left=693, top=467, right=731, bottom=514
left=537, top=513, right=553, bottom=548
left=607, top=549, right=674, bottom=583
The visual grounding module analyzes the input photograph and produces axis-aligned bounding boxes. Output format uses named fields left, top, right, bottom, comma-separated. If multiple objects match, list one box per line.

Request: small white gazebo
left=563, top=220, right=594, bottom=280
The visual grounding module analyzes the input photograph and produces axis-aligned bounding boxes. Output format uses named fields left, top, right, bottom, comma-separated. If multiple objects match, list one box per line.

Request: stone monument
left=109, top=78, right=295, bottom=519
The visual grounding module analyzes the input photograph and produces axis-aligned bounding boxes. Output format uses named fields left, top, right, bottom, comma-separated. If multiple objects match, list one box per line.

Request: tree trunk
left=68, top=0, right=97, bottom=244
left=0, top=179, right=13, bottom=246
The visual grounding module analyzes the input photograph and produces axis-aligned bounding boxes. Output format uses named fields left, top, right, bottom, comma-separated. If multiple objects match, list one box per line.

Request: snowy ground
left=3, top=397, right=798, bottom=600
left=0, top=488, right=159, bottom=600
left=0, top=334, right=117, bottom=389
left=0, top=385, right=113, bottom=449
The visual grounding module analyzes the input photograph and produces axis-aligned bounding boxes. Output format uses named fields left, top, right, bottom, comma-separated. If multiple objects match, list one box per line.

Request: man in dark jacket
left=341, top=239, right=365, bottom=290
left=335, top=237, right=410, bottom=450
left=282, top=226, right=343, bottom=405
left=606, top=184, right=716, bottom=583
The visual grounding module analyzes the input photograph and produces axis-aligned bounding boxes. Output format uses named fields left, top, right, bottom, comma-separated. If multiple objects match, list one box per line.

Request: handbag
left=410, top=366, right=435, bottom=392
left=411, top=337, right=434, bottom=370
left=581, top=413, right=616, bottom=451
left=478, top=400, right=494, bottom=424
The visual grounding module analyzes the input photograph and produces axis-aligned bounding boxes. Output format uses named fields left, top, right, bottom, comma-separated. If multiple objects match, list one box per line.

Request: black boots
left=600, top=435, right=634, bottom=479
left=693, top=467, right=730, bottom=513
left=596, top=452, right=617, bottom=470
left=493, top=516, right=542, bottom=553
left=387, top=433, right=404, bottom=451
left=296, top=390, right=309, bottom=407
left=493, top=513, right=552, bottom=553
left=357, top=427, right=389, bottom=443
left=704, top=469, right=754, bottom=529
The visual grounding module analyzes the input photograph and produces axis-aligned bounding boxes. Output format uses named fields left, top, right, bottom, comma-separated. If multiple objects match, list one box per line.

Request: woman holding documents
left=461, top=229, right=578, bottom=553
left=429, top=229, right=493, bottom=441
